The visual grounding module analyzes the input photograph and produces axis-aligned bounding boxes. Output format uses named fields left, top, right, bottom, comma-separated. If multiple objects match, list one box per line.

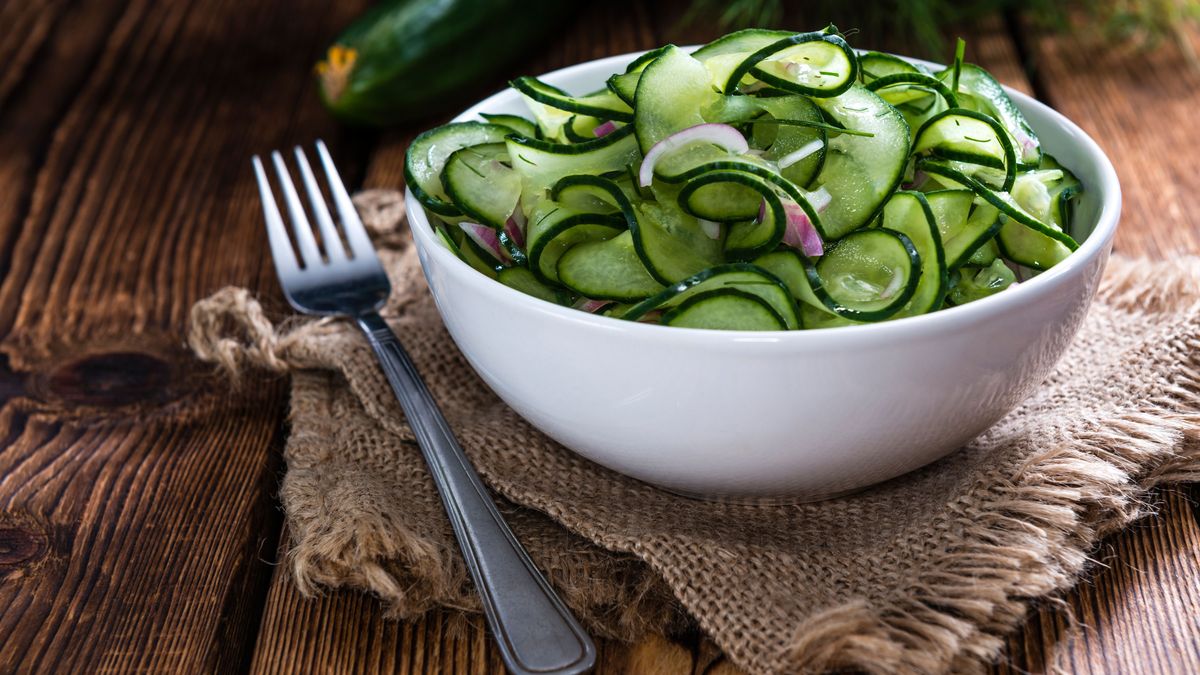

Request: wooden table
left=2, top=1, right=1198, bottom=672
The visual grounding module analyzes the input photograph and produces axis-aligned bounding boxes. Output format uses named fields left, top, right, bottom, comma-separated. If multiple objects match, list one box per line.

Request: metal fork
left=252, top=141, right=596, bottom=675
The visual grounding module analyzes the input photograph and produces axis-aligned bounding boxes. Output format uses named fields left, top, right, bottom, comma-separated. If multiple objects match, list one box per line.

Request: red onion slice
left=504, top=217, right=526, bottom=250
left=572, top=297, right=613, bottom=313
left=592, top=121, right=618, bottom=138
left=777, top=139, right=823, bottom=169
left=459, top=222, right=510, bottom=262
left=901, top=170, right=929, bottom=191
left=781, top=201, right=824, bottom=257
left=639, top=123, right=749, bottom=187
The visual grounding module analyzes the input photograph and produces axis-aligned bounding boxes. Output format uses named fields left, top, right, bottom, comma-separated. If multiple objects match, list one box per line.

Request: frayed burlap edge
left=186, top=184, right=1200, bottom=675
left=768, top=258, right=1200, bottom=674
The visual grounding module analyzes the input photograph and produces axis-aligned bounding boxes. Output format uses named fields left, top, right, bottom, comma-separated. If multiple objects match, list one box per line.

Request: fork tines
left=251, top=140, right=376, bottom=274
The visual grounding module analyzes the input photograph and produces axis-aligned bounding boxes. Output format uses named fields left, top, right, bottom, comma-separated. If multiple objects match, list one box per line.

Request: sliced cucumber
left=497, top=266, right=569, bottom=304
left=563, top=115, right=605, bottom=143
left=409, top=29, right=1086, bottom=330
left=724, top=30, right=858, bottom=97
left=924, top=190, right=1004, bottom=270
left=913, top=108, right=1016, bottom=191
left=651, top=143, right=770, bottom=184
left=405, top=122, right=511, bottom=216
left=691, top=28, right=795, bottom=90
left=997, top=217, right=1071, bottom=270
left=607, top=71, right=640, bottom=106
left=805, top=229, right=921, bottom=321
left=858, top=51, right=926, bottom=82
left=633, top=45, right=719, bottom=154
left=441, top=143, right=521, bottom=229
left=511, top=76, right=635, bottom=122
left=750, top=95, right=826, bottom=188
left=811, top=85, right=911, bottom=238
left=948, top=258, right=1016, bottom=305
left=677, top=170, right=786, bottom=259
left=939, top=63, right=1041, bottom=168
left=881, top=191, right=947, bottom=316
left=918, top=159, right=1078, bottom=253
left=751, top=249, right=825, bottom=311
left=1041, top=153, right=1083, bottom=234
left=632, top=198, right=726, bottom=283
left=606, top=45, right=670, bottom=106
left=661, top=288, right=787, bottom=331
left=525, top=200, right=625, bottom=282
left=865, top=72, right=957, bottom=109
left=479, top=113, right=539, bottom=139
left=557, top=230, right=667, bottom=301
left=553, top=175, right=722, bottom=285
left=506, top=125, right=640, bottom=197
left=623, top=263, right=799, bottom=329
left=967, top=237, right=1000, bottom=266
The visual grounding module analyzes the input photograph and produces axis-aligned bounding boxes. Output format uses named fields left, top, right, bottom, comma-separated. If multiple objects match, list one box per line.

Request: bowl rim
left=405, top=48, right=1121, bottom=347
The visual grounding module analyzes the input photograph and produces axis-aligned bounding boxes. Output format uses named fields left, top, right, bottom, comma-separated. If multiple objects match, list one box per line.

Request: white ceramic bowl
left=405, top=50, right=1121, bottom=498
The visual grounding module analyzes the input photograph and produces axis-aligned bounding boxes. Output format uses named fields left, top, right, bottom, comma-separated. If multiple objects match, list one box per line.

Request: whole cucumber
left=317, top=0, right=575, bottom=126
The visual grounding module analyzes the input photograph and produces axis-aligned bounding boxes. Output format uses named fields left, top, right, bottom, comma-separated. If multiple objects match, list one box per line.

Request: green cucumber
left=913, top=108, right=1016, bottom=191
left=661, top=288, right=787, bottom=330
left=557, top=230, right=667, bottom=301
left=691, top=28, right=795, bottom=91
left=405, top=122, right=511, bottom=216
left=497, top=266, right=569, bottom=304
left=939, top=63, right=1041, bottom=168
left=479, top=113, right=539, bottom=139
left=677, top=170, right=786, bottom=259
left=750, top=95, right=826, bottom=188
left=881, top=191, right=947, bottom=316
left=623, top=263, right=799, bottom=329
left=751, top=249, right=826, bottom=312
left=446, top=221, right=501, bottom=279
left=408, top=28, right=1087, bottom=330
left=1041, top=153, right=1083, bottom=234
left=804, top=229, right=921, bottom=321
left=917, top=159, right=1078, bottom=252
left=865, top=72, right=957, bottom=109
left=858, top=51, right=926, bottom=82
left=563, top=115, right=606, bottom=143
left=811, top=85, right=911, bottom=238
left=316, top=0, right=574, bottom=126
left=554, top=175, right=722, bottom=285
left=525, top=200, right=625, bottom=282
left=506, top=125, right=640, bottom=197
left=949, top=258, right=1016, bottom=305
left=633, top=45, right=719, bottom=154
left=511, top=76, right=634, bottom=122
left=924, top=190, right=1004, bottom=269
left=441, top=143, right=520, bottom=229
left=606, top=46, right=670, bottom=106
left=724, top=29, right=858, bottom=97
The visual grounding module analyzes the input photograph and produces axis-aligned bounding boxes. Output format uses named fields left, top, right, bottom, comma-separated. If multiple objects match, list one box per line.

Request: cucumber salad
left=405, top=26, right=1083, bottom=331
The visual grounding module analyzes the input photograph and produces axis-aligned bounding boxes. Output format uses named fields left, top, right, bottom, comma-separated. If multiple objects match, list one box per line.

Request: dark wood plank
left=987, top=19, right=1200, bottom=674
left=0, top=0, right=371, bottom=671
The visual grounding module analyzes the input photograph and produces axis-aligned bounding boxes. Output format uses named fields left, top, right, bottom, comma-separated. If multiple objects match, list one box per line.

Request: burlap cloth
left=189, top=189, right=1200, bottom=674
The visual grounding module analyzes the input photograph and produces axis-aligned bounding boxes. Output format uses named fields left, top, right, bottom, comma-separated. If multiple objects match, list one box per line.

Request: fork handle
left=356, top=312, right=596, bottom=675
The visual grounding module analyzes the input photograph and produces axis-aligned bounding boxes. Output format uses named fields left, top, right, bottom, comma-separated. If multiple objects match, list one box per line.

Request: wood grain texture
left=0, top=0, right=365, bottom=672
left=1016, top=19, right=1200, bottom=260
left=988, top=19, right=1200, bottom=674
